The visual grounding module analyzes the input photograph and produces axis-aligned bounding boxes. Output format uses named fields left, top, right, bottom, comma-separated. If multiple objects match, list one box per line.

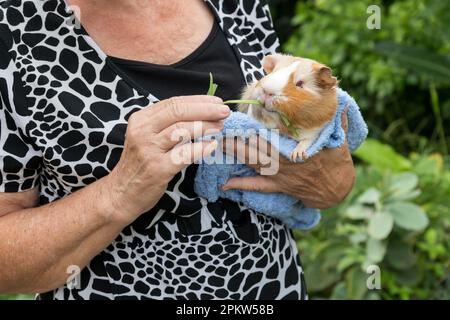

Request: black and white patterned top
left=0, top=0, right=307, bottom=299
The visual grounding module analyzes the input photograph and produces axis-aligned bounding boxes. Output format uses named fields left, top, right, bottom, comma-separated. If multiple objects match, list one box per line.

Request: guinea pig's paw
left=290, top=145, right=308, bottom=162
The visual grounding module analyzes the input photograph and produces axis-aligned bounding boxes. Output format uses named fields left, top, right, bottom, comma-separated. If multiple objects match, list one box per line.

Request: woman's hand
left=222, top=111, right=355, bottom=209
left=105, top=95, right=230, bottom=224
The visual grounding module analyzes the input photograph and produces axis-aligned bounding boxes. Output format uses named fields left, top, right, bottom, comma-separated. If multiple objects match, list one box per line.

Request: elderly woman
left=0, top=0, right=354, bottom=299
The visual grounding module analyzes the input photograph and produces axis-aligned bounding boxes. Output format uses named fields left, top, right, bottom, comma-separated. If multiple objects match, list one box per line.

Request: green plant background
left=2, top=0, right=449, bottom=300
left=272, top=0, right=449, bottom=300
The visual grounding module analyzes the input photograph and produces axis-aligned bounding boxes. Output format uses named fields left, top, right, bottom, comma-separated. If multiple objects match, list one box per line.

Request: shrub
left=283, top=0, right=450, bottom=156
left=295, top=139, right=450, bottom=299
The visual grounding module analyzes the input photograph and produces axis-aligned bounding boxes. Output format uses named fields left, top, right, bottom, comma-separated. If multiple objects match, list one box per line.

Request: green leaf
left=387, top=173, right=421, bottom=201
left=330, top=282, right=347, bottom=300
left=345, top=205, right=373, bottom=220
left=353, top=139, right=412, bottom=171
left=387, top=189, right=421, bottom=202
left=304, top=259, right=340, bottom=292
left=375, top=41, right=450, bottom=83
left=303, top=245, right=346, bottom=292
left=357, top=188, right=381, bottom=205
left=394, top=266, right=422, bottom=286
left=365, top=292, right=381, bottom=300
left=386, top=202, right=429, bottom=231
left=349, top=232, right=368, bottom=244
left=424, top=228, right=438, bottom=244
left=414, top=155, right=441, bottom=178
left=345, top=267, right=368, bottom=300
left=337, top=252, right=362, bottom=272
left=207, top=73, right=218, bottom=96
left=368, top=212, right=394, bottom=240
left=389, top=173, right=419, bottom=193
left=321, top=245, right=348, bottom=270
left=366, top=238, right=387, bottom=263
left=386, top=240, right=417, bottom=270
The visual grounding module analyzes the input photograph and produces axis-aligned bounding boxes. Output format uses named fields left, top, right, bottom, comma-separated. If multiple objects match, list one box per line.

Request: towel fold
left=194, top=88, right=368, bottom=229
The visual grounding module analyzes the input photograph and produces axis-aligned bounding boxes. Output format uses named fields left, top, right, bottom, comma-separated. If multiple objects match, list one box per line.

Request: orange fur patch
left=274, top=73, right=337, bottom=130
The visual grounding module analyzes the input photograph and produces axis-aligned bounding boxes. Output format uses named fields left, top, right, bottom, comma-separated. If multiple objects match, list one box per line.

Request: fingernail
left=219, top=105, right=230, bottom=116
left=211, top=96, right=223, bottom=103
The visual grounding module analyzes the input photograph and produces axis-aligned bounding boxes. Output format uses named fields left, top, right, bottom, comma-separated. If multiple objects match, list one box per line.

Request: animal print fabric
left=0, top=0, right=307, bottom=299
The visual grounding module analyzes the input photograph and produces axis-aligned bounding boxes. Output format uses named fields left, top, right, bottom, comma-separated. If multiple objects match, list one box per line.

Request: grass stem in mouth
left=223, top=100, right=262, bottom=105
left=207, top=73, right=299, bottom=137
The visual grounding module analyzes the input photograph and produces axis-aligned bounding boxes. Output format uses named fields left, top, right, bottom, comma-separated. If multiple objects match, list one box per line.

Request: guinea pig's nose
left=262, top=88, right=274, bottom=99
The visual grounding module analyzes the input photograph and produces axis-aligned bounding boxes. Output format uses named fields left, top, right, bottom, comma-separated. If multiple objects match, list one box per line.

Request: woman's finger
left=167, top=140, right=218, bottom=173
left=224, top=136, right=279, bottom=172
left=247, top=135, right=275, bottom=158
left=149, top=99, right=230, bottom=133
left=157, top=120, right=223, bottom=150
left=249, top=135, right=281, bottom=163
left=234, top=138, right=257, bottom=166
left=221, top=176, right=276, bottom=193
left=146, top=95, right=223, bottom=116
left=222, top=137, right=249, bottom=163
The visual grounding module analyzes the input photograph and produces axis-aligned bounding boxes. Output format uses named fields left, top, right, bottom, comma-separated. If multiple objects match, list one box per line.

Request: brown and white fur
left=239, top=54, right=339, bottom=162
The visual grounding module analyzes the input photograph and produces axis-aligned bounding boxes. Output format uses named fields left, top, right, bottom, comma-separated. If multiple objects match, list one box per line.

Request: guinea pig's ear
left=262, top=54, right=280, bottom=74
left=315, top=65, right=338, bottom=89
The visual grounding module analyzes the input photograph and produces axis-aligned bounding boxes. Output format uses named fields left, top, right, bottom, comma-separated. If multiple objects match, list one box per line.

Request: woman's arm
left=0, top=181, right=125, bottom=293
left=0, top=95, right=229, bottom=294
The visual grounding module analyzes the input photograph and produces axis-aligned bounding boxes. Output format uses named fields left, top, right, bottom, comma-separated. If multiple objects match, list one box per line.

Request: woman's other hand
left=222, top=111, right=355, bottom=209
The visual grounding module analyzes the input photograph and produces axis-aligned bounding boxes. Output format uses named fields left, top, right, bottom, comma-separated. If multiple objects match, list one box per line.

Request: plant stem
left=207, top=73, right=218, bottom=96
left=223, top=100, right=262, bottom=105
left=429, top=83, right=448, bottom=155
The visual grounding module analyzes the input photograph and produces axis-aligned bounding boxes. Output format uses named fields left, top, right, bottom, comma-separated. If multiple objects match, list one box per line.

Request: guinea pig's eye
left=296, top=80, right=304, bottom=88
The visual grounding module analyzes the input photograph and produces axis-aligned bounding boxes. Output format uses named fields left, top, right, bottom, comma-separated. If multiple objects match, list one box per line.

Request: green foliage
left=375, top=42, right=450, bottom=83
left=354, top=139, right=412, bottom=171
left=284, top=0, right=450, bottom=156
left=295, top=140, right=450, bottom=300
left=283, top=1, right=450, bottom=299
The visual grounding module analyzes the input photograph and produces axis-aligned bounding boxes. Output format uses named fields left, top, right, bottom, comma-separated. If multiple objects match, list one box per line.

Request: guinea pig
left=239, top=53, right=339, bottom=162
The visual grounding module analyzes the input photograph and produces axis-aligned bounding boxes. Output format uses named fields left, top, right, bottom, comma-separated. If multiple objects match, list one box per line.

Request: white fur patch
left=261, top=59, right=321, bottom=97
left=294, top=59, right=320, bottom=95
left=261, top=61, right=301, bottom=95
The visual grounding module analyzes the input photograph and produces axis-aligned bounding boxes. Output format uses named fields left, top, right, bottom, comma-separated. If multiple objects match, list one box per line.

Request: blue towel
left=194, top=88, right=368, bottom=229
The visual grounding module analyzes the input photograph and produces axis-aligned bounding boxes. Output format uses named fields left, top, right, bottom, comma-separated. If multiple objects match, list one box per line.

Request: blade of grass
left=279, top=113, right=291, bottom=127
left=207, top=73, right=218, bottom=96
left=205, top=73, right=300, bottom=138
left=226, top=98, right=300, bottom=138
left=223, top=100, right=262, bottom=105
left=429, top=83, right=448, bottom=154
